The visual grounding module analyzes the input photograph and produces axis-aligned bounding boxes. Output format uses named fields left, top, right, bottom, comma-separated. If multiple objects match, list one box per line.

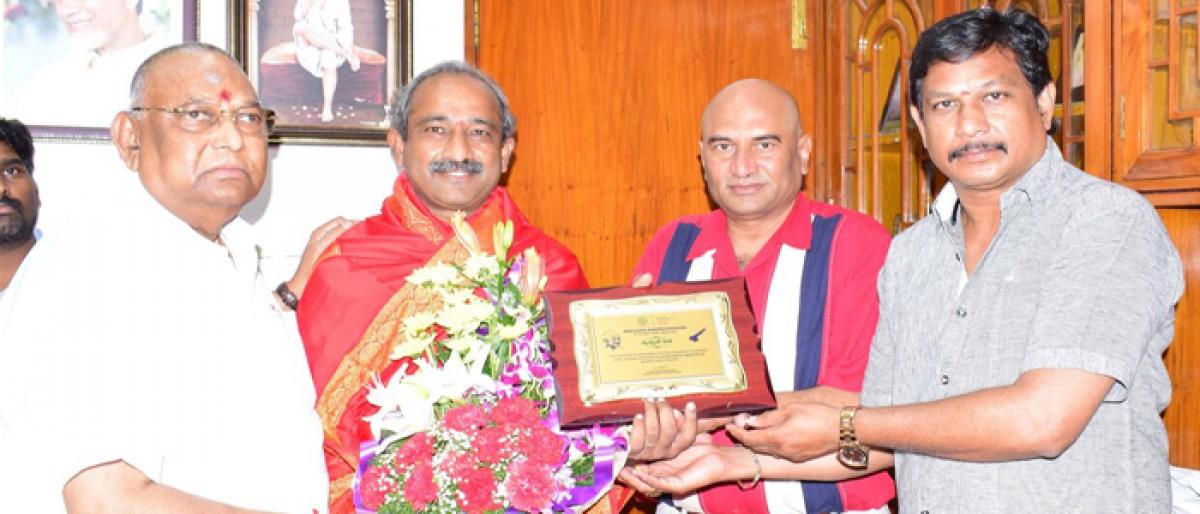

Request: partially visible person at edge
left=0, top=118, right=39, bottom=302
left=292, top=61, right=594, bottom=513
left=627, top=8, right=1184, bottom=513
left=0, top=42, right=329, bottom=512
left=17, top=0, right=170, bottom=126
left=619, top=78, right=895, bottom=513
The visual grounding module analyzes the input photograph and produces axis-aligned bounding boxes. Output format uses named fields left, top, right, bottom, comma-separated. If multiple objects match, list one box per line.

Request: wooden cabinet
left=1115, top=0, right=1200, bottom=205
left=823, top=0, right=940, bottom=235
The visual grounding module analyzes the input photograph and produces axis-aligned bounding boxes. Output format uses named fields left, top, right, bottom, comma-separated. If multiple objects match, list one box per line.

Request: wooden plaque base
left=546, top=278, right=775, bottom=430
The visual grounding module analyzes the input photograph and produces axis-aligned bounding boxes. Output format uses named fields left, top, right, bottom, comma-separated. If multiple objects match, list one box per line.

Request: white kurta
left=0, top=173, right=328, bottom=512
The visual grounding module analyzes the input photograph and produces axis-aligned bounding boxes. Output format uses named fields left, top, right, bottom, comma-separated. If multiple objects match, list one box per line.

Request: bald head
left=698, top=78, right=812, bottom=224
left=701, top=79, right=803, bottom=139
left=130, top=42, right=243, bottom=107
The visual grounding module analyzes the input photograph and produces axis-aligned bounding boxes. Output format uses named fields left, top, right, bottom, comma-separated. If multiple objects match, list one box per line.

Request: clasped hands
left=618, top=394, right=845, bottom=498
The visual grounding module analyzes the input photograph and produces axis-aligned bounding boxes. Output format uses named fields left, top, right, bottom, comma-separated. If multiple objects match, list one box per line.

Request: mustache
left=948, top=141, right=1008, bottom=161
left=0, top=195, right=22, bottom=213
left=429, top=159, right=484, bottom=174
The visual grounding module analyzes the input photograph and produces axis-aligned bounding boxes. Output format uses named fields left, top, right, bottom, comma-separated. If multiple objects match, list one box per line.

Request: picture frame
left=229, top=0, right=411, bottom=145
left=1, top=0, right=200, bottom=142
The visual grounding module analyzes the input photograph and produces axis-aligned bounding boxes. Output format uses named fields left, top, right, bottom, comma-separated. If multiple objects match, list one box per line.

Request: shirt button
left=941, top=375, right=950, bottom=385
left=955, top=306, right=968, bottom=317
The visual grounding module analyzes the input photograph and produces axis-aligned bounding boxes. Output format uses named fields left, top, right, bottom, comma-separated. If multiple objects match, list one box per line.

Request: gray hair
left=129, top=42, right=239, bottom=107
left=390, top=61, right=516, bottom=141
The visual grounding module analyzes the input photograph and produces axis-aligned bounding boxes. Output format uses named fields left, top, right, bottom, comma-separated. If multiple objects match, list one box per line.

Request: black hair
left=908, top=7, right=1052, bottom=114
left=0, top=118, right=34, bottom=173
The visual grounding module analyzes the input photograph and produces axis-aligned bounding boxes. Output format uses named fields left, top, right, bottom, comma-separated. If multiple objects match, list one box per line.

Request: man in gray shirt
left=696, top=7, right=1183, bottom=513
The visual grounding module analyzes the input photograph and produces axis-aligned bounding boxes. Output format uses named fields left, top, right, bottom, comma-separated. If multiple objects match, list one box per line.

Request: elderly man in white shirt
left=0, top=42, right=331, bottom=513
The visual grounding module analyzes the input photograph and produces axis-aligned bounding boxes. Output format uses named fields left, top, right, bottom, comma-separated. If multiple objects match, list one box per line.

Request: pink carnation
left=518, top=424, right=566, bottom=466
left=444, top=404, right=488, bottom=433
left=475, top=425, right=513, bottom=464
left=490, top=396, right=541, bottom=429
left=403, top=462, right=439, bottom=511
left=457, top=466, right=501, bottom=514
left=504, top=459, right=559, bottom=512
left=438, top=450, right=476, bottom=479
left=395, top=432, right=435, bottom=468
left=358, top=464, right=397, bottom=510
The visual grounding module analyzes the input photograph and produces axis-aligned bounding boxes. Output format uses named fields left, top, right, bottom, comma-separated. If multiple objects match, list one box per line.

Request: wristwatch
left=837, top=406, right=869, bottom=469
left=275, top=281, right=300, bottom=311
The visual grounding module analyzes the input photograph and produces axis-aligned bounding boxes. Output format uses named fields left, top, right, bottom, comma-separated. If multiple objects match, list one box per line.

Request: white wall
left=32, top=0, right=464, bottom=283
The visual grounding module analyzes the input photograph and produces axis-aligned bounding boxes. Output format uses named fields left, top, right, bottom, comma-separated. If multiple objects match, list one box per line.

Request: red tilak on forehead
left=219, top=89, right=232, bottom=101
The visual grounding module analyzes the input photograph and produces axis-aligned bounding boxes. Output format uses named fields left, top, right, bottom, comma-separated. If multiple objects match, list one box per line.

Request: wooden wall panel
left=1161, top=207, right=1200, bottom=469
left=476, top=0, right=818, bottom=287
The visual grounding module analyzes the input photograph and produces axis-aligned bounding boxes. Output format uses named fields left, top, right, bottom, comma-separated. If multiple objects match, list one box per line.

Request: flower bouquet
left=353, top=213, right=627, bottom=513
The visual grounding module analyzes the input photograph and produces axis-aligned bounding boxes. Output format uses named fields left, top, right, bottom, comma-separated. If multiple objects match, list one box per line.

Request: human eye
left=182, top=105, right=216, bottom=122
left=235, top=109, right=265, bottom=125
left=756, top=140, right=776, bottom=150
left=469, top=127, right=491, bottom=137
left=1, top=165, right=27, bottom=178
left=930, top=99, right=957, bottom=111
left=710, top=142, right=733, bottom=153
left=983, top=91, right=1009, bottom=102
left=423, top=124, right=447, bottom=135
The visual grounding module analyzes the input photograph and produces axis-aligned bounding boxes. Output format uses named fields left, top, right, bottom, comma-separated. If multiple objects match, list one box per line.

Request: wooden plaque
left=546, top=278, right=775, bottom=430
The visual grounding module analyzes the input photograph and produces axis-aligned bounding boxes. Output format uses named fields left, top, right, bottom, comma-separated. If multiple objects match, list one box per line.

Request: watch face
left=838, top=446, right=869, bottom=469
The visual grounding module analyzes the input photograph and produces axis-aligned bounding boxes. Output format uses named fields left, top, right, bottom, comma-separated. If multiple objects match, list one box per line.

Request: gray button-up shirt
left=861, top=139, right=1184, bottom=513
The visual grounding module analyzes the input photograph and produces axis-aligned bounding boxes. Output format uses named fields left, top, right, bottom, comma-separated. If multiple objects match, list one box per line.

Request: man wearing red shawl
left=291, top=62, right=590, bottom=513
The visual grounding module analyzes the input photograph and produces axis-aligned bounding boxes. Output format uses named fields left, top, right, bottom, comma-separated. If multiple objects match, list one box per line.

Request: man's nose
left=956, top=101, right=989, bottom=138
left=211, top=113, right=245, bottom=151
left=732, top=147, right=755, bottom=177
left=446, top=123, right=469, bottom=160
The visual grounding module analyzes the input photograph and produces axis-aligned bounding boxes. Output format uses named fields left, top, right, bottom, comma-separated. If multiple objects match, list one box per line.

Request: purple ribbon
left=354, top=440, right=382, bottom=514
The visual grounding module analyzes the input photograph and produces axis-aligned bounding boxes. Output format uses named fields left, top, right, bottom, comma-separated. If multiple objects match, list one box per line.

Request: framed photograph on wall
left=0, top=0, right=199, bottom=142
left=230, top=0, right=410, bottom=145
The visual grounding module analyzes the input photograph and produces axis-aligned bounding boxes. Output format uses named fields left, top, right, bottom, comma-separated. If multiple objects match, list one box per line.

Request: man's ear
left=386, top=128, right=406, bottom=173
left=499, top=137, right=515, bottom=174
left=111, top=112, right=141, bottom=172
left=909, top=105, right=929, bottom=149
left=797, top=134, right=813, bottom=175
left=1036, top=82, right=1057, bottom=131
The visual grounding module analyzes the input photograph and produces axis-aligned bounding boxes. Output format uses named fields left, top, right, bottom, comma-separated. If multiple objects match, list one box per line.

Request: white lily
left=408, top=352, right=496, bottom=402
left=363, top=369, right=437, bottom=440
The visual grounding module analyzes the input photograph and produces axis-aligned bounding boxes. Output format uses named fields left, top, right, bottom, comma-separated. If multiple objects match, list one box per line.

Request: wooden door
left=475, top=0, right=820, bottom=287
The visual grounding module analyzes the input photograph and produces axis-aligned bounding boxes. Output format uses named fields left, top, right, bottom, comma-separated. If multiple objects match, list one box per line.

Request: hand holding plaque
left=546, top=278, right=776, bottom=430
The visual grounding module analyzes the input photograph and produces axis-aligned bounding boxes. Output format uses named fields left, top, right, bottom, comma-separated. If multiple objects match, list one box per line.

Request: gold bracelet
left=735, top=446, right=762, bottom=490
